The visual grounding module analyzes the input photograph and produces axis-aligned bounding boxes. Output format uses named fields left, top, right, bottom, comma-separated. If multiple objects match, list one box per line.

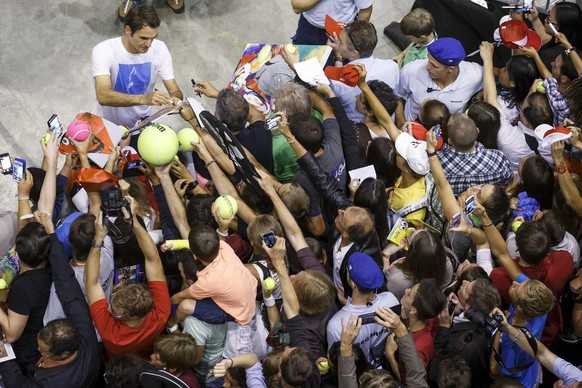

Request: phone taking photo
left=266, top=116, right=281, bottom=131
left=434, top=124, right=441, bottom=140
left=12, top=158, right=26, bottom=182
left=450, top=212, right=461, bottom=228
left=262, top=231, right=276, bottom=248
left=0, top=153, right=12, bottom=175
left=523, top=0, right=533, bottom=12
left=465, top=195, right=476, bottom=215
left=47, top=114, right=62, bottom=138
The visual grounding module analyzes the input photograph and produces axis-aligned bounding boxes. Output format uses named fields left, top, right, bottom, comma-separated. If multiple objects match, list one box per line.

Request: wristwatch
left=554, top=164, right=568, bottom=174
left=92, top=240, right=104, bottom=249
left=565, top=47, right=576, bottom=55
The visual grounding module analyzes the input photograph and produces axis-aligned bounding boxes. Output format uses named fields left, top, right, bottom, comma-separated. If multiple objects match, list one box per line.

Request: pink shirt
left=188, top=241, right=257, bottom=325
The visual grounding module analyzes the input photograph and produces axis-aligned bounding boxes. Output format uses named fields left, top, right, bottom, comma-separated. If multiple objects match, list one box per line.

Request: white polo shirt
left=496, top=113, right=553, bottom=173
left=331, top=55, right=400, bottom=122
left=398, top=58, right=483, bottom=120
left=303, top=0, right=373, bottom=28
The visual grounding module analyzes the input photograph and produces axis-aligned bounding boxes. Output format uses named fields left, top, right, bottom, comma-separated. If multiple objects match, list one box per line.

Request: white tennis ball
left=214, top=195, right=238, bottom=219
left=177, top=128, right=200, bottom=151
left=137, top=124, right=179, bottom=165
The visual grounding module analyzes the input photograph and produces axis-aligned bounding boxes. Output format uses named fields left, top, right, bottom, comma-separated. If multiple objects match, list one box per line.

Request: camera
left=101, top=187, right=133, bottom=243
left=465, top=308, right=503, bottom=336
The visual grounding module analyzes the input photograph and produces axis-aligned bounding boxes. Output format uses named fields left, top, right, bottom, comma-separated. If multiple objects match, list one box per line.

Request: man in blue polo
left=398, top=37, right=483, bottom=121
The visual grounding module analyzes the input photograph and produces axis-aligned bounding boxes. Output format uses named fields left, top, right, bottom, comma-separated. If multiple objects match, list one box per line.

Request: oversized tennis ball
left=67, top=119, right=91, bottom=142
left=263, top=277, right=276, bottom=291
left=177, top=128, right=200, bottom=151
left=43, top=133, right=51, bottom=144
left=214, top=195, right=238, bottom=219
left=137, top=123, right=179, bottom=165
left=0, top=279, right=7, bottom=290
left=536, top=81, right=545, bottom=93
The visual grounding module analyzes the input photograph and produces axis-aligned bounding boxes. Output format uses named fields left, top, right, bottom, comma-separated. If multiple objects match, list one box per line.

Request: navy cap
left=347, top=252, right=384, bottom=289
left=428, top=37, right=465, bottom=66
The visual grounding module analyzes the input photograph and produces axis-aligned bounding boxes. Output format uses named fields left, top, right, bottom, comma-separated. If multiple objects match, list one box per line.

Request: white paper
left=294, top=57, right=330, bottom=86
left=186, top=97, right=208, bottom=128
left=348, top=165, right=377, bottom=183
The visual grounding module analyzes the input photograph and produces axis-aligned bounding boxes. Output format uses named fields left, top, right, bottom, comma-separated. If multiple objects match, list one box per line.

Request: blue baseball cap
left=428, top=37, right=465, bottom=66
left=347, top=252, right=384, bottom=289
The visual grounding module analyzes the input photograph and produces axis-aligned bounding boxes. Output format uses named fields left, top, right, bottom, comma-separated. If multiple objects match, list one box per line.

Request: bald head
left=447, top=113, right=478, bottom=152
left=344, top=207, right=375, bottom=244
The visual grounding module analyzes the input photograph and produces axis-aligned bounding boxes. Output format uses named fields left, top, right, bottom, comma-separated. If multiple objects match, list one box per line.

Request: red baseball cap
left=325, top=15, right=346, bottom=39
left=410, top=121, right=444, bottom=150
left=324, top=64, right=361, bottom=87
left=499, top=19, right=541, bottom=50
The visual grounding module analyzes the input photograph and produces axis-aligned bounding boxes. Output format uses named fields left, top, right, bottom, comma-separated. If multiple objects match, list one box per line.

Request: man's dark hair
left=186, top=194, right=218, bottom=229
left=466, top=278, right=501, bottom=313
left=523, top=92, right=553, bottom=128
left=366, top=138, right=398, bottom=187
left=280, top=346, right=313, bottom=386
left=241, top=184, right=274, bottom=215
left=69, top=214, right=97, bottom=261
left=560, top=49, right=582, bottom=81
left=179, top=254, right=199, bottom=283
left=289, top=112, right=324, bottom=153
left=188, top=225, right=220, bottom=263
left=345, top=20, right=377, bottom=58
left=28, top=167, right=45, bottom=205
left=105, top=355, right=154, bottom=388
left=38, top=319, right=81, bottom=357
left=538, top=210, right=566, bottom=247
left=437, top=356, right=472, bottom=388
left=515, top=221, right=550, bottom=264
left=490, top=376, right=525, bottom=388
left=215, top=89, right=249, bottom=133
left=125, top=5, right=160, bottom=34
left=413, top=279, right=447, bottom=321
left=15, top=222, right=50, bottom=268
left=364, top=81, right=398, bottom=116
left=345, top=207, right=375, bottom=245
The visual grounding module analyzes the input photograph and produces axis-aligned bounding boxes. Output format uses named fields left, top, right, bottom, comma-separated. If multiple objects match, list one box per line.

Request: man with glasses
left=327, top=20, right=400, bottom=122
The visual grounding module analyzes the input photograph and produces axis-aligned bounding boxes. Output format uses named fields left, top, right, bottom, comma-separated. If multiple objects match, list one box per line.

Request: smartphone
left=126, top=159, right=144, bottom=170
left=266, top=116, right=281, bottom=131
left=391, top=304, right=402, bottom=316
left=113, top=264, right=142, bottom=285
left=262, top=231, right=276, bottom=248
left=359, top=312, right=377, bottom=325
left=434, top=124, right=441, bottom=140
left=450, top=212, right=461, bottom=228
left=465, top=195, right=476, bottom=215
left=47, top=114, right=62, bottom=137
left=523, top=0, right=533, bottom=12
left=548, top=22, right=559, bottom=36
left=448, top=301, right=456, bottom=316
left=12, top=158, right=26, bottom=182
left=0, top=153, right=12, bottom=175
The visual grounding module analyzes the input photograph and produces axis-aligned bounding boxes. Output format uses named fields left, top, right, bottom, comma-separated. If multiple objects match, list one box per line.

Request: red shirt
left=398, top=318, right=437, bottom=384
left=90, top=281, right=171, bottom=360
left=490, top=251, right=574, bottom=344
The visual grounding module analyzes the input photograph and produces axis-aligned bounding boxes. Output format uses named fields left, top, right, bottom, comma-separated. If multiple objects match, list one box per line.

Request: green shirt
left=399, top=33, right=438, bottom=69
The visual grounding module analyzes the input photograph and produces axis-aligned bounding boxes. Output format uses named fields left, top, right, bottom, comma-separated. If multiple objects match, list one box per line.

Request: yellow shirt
left=392, top=176, right=427, bottom=221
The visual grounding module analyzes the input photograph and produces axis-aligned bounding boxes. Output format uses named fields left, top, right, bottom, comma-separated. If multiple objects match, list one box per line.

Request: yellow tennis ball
left=285, top=44, right=297, bottom=54
left=263, top=277, right=276, bottom=291
left=137, top=124, right=179, bottom=165
left=0, top=279, right=7, bottom=290
left=512, top=220, right=523, bottom=233
left=214, top=195, right=238, bottom=219
left=536, top=81, right=546, bottom=93
left=317, top=360, right=329, bottom=373
left=42, top=133, right=51, bottom=144
left=177, top=128, right=200, bottom=151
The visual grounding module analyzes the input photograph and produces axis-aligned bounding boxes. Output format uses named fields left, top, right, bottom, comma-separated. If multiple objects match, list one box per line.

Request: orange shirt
left=188, top=241, right=257, bottom=325
left=90, top=281, right=171, bottom=360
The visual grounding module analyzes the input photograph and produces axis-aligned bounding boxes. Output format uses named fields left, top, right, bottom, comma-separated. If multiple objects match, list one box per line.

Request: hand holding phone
left=47, top=114, right=62, bottom=138
left=12, top=158, right=26, bottom=182
left=465, top=195, right=476, bottom=214
left=450, top=212, right=461, bottom=228
left=434, top=124, right=441, bottom=140
left=262, top=231, right=276, bottom=248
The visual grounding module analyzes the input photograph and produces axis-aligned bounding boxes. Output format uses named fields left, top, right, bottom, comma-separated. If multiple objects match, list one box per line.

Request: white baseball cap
left=395, top=132, right=430, bottom=176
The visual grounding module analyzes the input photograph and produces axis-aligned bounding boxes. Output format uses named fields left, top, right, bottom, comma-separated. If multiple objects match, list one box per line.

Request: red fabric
left=398, top=318, right=437, bottom=384
left=179, top=368, right=200, bottom=388
left=490, top=251, right=574, bottom=344
left=90, top=281, right=171, bottom=360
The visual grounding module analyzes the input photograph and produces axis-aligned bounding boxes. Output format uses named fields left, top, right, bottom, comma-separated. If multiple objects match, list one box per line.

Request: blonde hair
left=111, top=283, right=154, bottom=318
left=400, top=8, right=434, bottom=37
left=516, top=280, right=554, bottom=319
left=293, top=270, right=336, bottom=316
left=247, top=215, right=284, bottom=254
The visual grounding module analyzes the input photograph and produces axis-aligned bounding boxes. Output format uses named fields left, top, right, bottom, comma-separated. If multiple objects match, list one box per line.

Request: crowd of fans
left=2, top=1, right=582, bottom=387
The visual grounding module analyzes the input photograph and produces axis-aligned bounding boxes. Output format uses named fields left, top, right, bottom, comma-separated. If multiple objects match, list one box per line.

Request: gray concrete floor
left=0, top=0, right=413, bottom=212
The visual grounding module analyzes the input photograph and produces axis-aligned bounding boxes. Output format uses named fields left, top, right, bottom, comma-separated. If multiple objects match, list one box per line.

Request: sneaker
left=559, top=327, right=582, bottom=344
left=166, top=0, right=185, bottom=14
left=118, top=0, right=144, bottom=23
